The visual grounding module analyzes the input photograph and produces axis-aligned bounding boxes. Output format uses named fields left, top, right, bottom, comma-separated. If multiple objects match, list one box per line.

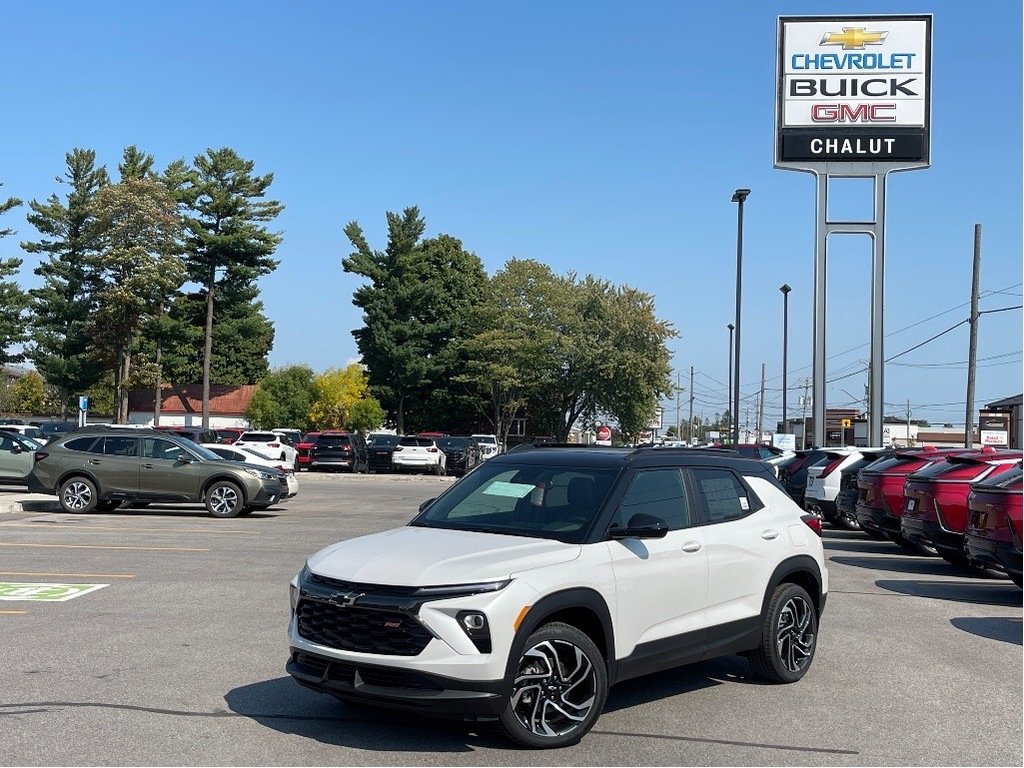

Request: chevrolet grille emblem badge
left=820, top=28, right=888, bottom=50
left=330, top=591, right=364, bottom=607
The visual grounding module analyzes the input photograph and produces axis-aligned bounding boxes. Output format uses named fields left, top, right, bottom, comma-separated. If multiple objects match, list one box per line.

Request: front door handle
left=142, top=463, right=154, bottom=469
left=87, top=459, right=101, bottom=465
left=681, top=541, right=702, bottom=553
left=761, top=529, right=780, bottom=540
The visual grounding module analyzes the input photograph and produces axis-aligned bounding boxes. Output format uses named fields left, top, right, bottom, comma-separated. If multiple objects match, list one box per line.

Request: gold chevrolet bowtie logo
left=820, top=27, right=888, bottom=50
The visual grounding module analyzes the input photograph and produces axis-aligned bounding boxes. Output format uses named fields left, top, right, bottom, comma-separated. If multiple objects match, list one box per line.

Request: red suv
left=901, top=449, right=1022, bottom=567
left=964, top=463, right=1023, bottom=587
left=855, top=447, right=966, bottom=548
left=295, top=432, right=321, bottom=471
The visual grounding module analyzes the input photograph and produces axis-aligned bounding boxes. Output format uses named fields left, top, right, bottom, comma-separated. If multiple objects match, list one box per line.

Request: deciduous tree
left=246, top=365, right=316, bottom=430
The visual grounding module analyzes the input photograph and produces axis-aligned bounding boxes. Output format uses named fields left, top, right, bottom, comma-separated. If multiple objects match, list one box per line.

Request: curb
left=0, top=494, right=61, bottom=515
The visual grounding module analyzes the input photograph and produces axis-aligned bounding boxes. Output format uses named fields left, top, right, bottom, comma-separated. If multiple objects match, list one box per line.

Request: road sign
left=841, top=419, right=852, bottom=428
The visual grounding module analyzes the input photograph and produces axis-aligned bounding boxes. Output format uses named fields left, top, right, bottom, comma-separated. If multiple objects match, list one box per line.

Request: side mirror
left=177, top=454, right=194, bottom=465
left=418, top=498, right=436, bottom=513
left=609, top=513, right=670, bottom=540
left=11, top=445, right=24, bottom=454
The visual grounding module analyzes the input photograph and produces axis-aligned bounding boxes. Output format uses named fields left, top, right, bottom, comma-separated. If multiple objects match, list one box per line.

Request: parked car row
left=777, top=444, right=1022, bottom=587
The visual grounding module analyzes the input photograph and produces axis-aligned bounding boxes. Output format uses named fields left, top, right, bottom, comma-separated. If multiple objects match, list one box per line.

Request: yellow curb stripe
left=0, top=610, right=27, bottom=615
left=0, top=571, right=135, bottom=579
left=0, top=523, right=257, bottom=536
left=0, top=542, right=209, bottom=552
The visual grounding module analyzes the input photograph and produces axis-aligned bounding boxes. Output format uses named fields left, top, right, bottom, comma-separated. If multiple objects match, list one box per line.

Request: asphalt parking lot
left=0, top=473, right=1020, bottom=766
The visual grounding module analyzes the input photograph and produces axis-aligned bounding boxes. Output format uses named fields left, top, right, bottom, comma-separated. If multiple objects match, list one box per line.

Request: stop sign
left=596, top=425, right=611, bottom=441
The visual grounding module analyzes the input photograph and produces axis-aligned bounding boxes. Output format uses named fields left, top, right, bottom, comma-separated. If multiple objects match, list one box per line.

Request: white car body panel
left=200, top=443, right=299, bottom=497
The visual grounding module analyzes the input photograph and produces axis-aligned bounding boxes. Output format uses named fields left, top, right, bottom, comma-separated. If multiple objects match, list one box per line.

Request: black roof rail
left=632, top=445, right=741, bottom=456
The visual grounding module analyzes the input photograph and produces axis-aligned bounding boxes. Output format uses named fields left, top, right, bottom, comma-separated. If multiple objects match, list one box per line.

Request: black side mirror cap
left=418, top=497, right=436, bottom=513
left=609, top=513, right=670, bottom=540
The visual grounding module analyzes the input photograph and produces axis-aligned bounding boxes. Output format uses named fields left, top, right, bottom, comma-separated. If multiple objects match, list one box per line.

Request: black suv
left=308, top=431, right=369, bottom=473
left=288, top=444, right=828, bottom=748
left=435, top=435, right=483, bottom=476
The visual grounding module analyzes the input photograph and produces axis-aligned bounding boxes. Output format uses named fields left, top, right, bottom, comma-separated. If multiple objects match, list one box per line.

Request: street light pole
left=731, top=188, right=750, bottom=446
left=780, top=283, right=791, bottom=434
left=727, top=323, right=734, bottom=443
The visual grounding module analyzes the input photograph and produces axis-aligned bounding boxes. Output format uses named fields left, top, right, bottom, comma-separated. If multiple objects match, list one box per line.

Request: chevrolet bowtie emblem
left=329, top=591, right=364, bottom=607
left=820, top=28, right=888, bottom=50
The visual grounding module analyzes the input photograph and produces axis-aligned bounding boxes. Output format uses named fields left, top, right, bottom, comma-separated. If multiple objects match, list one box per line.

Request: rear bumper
left=901, top=517, right=963, bottom=557
left=856, top=503, right=898, bottom=536
left=286, top=649, right=506, bottom=717
left=805, top=498, right=837, bottom=520
left=26, top=473, right=52, bottom=495
left=964, top=534, right=1023, bottom=581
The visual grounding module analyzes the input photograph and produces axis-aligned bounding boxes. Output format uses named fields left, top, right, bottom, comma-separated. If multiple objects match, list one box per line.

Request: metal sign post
left=775, top=15, right=932, bottom=447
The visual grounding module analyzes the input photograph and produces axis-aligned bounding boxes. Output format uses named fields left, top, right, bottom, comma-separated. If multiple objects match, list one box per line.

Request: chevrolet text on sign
left=776, top=15, right=931, bottom=165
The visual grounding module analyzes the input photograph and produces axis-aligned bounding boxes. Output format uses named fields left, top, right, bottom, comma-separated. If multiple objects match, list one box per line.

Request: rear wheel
left=59, top=477, right=98, bottom=514
left=749, top=583, right=818, bottom=684
left=498, top=622, right=607, bottom=749
left=205, top=480, right=244, bottom=518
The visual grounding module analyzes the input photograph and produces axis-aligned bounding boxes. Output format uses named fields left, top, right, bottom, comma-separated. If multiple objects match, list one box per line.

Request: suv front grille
left=292, top=651, right=442, bottom=690
left=296, top=600, right=433, bottom=656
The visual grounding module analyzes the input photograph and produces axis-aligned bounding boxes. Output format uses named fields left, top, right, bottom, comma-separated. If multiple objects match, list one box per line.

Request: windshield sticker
left=482, top=481, right=535, bottom=499
left=0, top=583, right=108, bottom=602
left=739, top=497, right=750, bottom=511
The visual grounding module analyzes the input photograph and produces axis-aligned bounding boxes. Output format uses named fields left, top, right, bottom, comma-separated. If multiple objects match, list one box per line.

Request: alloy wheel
left=62, top=482, right=92, bottom=510
left=209, top=485, right=239, bottom=515
left=509, top=639, right=597, bottom=739
left=776, top=595, right=815, bottom=673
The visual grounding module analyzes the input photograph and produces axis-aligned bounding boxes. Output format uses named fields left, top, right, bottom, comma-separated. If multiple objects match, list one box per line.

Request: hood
left=308, top=526, right=581, bottom=586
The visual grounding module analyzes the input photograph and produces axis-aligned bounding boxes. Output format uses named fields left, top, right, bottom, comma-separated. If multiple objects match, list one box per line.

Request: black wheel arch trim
left=56, top=471, right=105, bottom=498
left=504, top=587, right=615, bottom=689
left=202, top=475, right=250, bottom=503
left=762, top=555, right=825, bottom=617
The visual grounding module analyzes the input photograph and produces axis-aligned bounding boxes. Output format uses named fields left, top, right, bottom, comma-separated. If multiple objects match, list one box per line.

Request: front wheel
left=498, top=622, right=607, bottom=749
left=748, top=583, right=818, bottom=684
left=205, top=480, right=244, bottom=518
left=839, top=514, right=861, bottom=531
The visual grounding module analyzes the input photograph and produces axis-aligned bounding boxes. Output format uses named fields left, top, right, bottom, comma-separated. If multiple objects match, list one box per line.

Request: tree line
left=1, top=155, right=677, bottom=441
left=0, top=146, right=282, bottom=422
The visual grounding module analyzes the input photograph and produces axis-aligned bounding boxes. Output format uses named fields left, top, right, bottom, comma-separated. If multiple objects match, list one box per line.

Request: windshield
left=473, top=435, right=497, bottom=446
left=437, top=437, right=468, bottom=449
left=368, top=434, right=400, bottom=447
left=410, top=460, right=621, bottom=544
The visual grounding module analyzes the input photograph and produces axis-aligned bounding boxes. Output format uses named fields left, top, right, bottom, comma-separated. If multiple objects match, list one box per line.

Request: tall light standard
left=780, top=284, right=791, bottom=434
left=731, top=188, right=750, bottom=446
left=727, top=323, right=734, bottom=443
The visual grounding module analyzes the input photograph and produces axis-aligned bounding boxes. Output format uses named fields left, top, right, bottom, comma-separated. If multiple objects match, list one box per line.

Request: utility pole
left=801, top=378, right=811, bottom=449
left=688, top=366, right=694, bottom=445
left=906, top=399, right=913, bottom=448
left=757, top=362, right=766, bottom=443
left=675, top=370, right=682, bottom=439
left=965, top=223, right=982, bottom=448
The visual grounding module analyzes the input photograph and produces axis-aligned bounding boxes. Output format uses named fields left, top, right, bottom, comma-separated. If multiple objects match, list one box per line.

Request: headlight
left=244, top=468, right=276, bottom=480
left=413, top=580, right=511, bottom=597
left=291, top=564, right=310, bottom=613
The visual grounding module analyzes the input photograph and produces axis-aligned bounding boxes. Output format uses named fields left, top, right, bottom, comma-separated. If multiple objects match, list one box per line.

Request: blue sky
left=3, top=1, right=1021, bottom=429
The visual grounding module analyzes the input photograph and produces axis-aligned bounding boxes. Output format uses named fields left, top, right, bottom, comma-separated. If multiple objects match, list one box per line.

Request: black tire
left=95, top=500, right=123, bottom=512
left=204, top=480, right=244, bottom=518
left=498, top=622, right=607, bottom=749
left=748, top=583, right=818, bottom=684
left=59, top=476, right=98, bottom=514
left=435, top=461, right=446, bottom=477
left=1010, top=572, right=1023, bottom=589
left=839, top=515, right=861, bottom=531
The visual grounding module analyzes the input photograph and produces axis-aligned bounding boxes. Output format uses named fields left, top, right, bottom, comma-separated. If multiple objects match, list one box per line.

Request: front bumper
left=249, top=481, right=283, bottom=509
left=286, top=649, right=505, bottom=717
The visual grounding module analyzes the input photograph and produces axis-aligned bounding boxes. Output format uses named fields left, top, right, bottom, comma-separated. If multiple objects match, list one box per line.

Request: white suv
left=391, top=435, right=447, bottom=475
left=471, top=433, right=501, bottom=460
left=233, top=431, right=298, bottom=469
left=804, top=447, right=884, bottom=526
left=287, top=445, right=828, bottom=748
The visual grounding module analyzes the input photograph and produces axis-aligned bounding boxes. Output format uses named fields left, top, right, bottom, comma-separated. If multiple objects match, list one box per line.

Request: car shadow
left=831, top=555, right=999, bottom=579
left=822, top=537, right=905, bottom=555
left=109, top=505, right=284, bottom=519
left=603, top=655, right=751, bottom=713
left=875, top=579, right=1021, bottom=606
left=950, top=617, right=1023, bottom=645
left=223, top=676, right=508, bottom=752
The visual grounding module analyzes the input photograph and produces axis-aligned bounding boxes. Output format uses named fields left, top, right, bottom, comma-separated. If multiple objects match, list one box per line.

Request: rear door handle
left=142, top=463, right=154, bottom=469
left=681, top=541, right=702, bottom=553
left=761, top=529, right=780, bottom=540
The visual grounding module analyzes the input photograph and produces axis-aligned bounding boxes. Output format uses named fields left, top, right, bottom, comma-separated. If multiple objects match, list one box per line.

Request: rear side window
left=614, top=468, right=690, bottom=530
left=103, top=437, right=138, bottom=457
left=65, top=437, right=102, bottom=453
left=692, top=468, right=755, bottom=523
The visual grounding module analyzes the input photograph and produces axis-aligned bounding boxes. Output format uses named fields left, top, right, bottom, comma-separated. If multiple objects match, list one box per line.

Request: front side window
left=692, top=468, right=755, bottom=524
left=612, top=468, right=690, bottom=530
left=144, top=438, right=188, bottom=461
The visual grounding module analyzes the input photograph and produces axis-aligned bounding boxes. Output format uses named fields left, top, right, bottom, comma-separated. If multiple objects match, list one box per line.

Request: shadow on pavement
left=224, top=676, right=508, bottom=752
left=950, top=616, right=1023, bottom=645
left=831, top=555, right=999, bottom=579
left=822, top=538, right=905, bottom=555
left=604, top=655, right=750, bottom=713
left=875, top=579, right=1020, bottom=606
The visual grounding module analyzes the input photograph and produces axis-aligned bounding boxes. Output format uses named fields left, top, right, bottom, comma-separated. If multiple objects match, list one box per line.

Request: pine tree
left=0, top=185, right=28, bottom=367
left=23, top=149, right=109, bottom=417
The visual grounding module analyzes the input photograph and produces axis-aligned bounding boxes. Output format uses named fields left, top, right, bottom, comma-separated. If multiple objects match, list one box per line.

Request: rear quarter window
left=64, top=437, right=102, bottom=453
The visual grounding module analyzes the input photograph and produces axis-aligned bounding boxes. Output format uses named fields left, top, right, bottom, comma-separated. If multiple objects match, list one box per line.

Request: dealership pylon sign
left=774, top=15, right=932, bottom=449
left=776, top=15, right=931, bottom=167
